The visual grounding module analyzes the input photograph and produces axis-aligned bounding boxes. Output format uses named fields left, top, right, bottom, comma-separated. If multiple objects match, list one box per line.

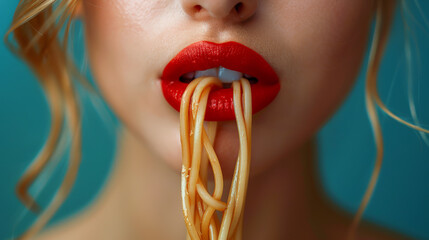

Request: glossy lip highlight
left=161, top=41, right=280, bottom=121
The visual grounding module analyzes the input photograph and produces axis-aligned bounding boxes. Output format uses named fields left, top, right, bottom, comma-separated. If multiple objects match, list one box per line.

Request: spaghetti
left=180, top=76, right=252, bottom=240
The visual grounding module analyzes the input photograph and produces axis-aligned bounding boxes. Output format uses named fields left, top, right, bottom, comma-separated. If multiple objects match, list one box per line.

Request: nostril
left=184, top=1, right=256, bottom=21
left=194, top=5, right=202, bottom=12
left=234, top=2, right=243, bottom=13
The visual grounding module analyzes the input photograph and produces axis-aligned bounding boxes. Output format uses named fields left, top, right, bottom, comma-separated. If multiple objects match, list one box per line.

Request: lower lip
left=161, top=79, right=280, bottom=121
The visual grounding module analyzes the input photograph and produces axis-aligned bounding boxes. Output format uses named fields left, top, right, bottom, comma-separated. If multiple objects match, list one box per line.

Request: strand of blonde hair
left=347, top=0, right=429, bottom=238
left=5, top=1, right=84, bottom=239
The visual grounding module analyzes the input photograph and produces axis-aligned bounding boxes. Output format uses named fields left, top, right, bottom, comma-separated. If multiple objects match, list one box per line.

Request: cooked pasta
left=180, top=76, right=252, bottom=240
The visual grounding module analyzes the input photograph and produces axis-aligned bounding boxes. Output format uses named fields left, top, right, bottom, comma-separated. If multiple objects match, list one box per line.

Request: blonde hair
left=348, top=1, right=429, bottom=239
left=5, top=0, right=82, bottom=239
left=4, top=0, right=427, bottom=239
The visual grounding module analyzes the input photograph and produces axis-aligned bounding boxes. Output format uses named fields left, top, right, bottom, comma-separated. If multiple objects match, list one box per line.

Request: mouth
left=161, top=41, right=280, bottom=121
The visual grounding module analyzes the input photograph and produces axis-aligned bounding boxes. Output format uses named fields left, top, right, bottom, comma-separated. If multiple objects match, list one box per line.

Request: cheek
left=294, top=1, right=374, bottom=118
left=247, top=1, right=374, bottom=173
left=284, top=0, right=374, bottom=119
left=82, top=0, right=185, bottom=168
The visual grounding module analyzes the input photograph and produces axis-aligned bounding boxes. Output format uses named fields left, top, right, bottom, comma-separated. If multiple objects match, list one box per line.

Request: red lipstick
left=161, top=41, right=280, bottom=121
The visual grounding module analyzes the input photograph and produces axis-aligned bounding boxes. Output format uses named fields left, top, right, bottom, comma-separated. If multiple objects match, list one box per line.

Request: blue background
left=1, top=1, right=429, bottom=239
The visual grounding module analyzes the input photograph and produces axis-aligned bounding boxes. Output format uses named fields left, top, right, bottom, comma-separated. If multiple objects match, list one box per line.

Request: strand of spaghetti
left=201, top=122, right=220, bottom=240
left=201, top=122, right=217, bottom=184
left=202, top=207, right=217, bottom=239
left=188, top=77, right=221, bottom=185
left=185, top=81, right=211, bottom=240
left=229, top=80, right=249, bottom=237
left=200, top=128, right=224, bottom=239
left=219, top=156, right=240, bottom=240
left=199, top=122, right=216, bottom=186
left=191, top=77, right=221, bottom=118
left=234, top=78, right=253, bottom=238
left=210, top=183, right=223, bottom=237
left=206, top=122, right=218, bottom=151
left=240, top=78, right=252, bottom=143
left=196, top=180, right=227, bottom=211
left=191, top=80, right=222, bottom=240
left=188, top=95, right=205, bottom=237
left=201, top=130, right=222, bottom=236
left=202, top=128, right=224, bottom=199
left=209, top=218, right=219, bottom=240
left=192, top=78, right=222, bottom=240
left=192, top=78, right=221, bottom=239
left=195, top=199, right=203, bottom=236
left=189, top=78, right=221, bottom=226
left=197, top=184, right=222, bottom=240
left=189, top=86, right=212, bottom=233
left=218, top=81, right=243, bottom=240
left=200, top=146, right=209, bottom=189
left=180, top=78, right=204, bottom=240
left=229, top=81, right=249, bottom=238
left=194, top=167, right=205, bottom=238
left=196, top=195, right=205, bottom=228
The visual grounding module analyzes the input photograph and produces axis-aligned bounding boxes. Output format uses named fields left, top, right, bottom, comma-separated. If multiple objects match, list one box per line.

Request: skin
left=36, top=0, right=408, bottom=239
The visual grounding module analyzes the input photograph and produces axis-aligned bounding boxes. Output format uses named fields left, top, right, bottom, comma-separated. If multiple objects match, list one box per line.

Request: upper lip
left=161, top=41, right=279, bottom=84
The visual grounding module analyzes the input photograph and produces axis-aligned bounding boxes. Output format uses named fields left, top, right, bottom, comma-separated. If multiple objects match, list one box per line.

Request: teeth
left=182, top=66, right=254, bottom=84
left=195, top=68, right=218, bottom=79
left=218, top=67, right=243, bottom=83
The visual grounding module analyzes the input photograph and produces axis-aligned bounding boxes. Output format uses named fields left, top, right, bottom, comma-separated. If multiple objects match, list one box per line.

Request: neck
left=243, top=140, right=334, bottom=239
left=85, top=127, right=340, bottom=239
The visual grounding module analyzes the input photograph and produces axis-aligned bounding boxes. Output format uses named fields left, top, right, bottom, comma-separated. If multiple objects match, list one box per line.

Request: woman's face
left=82, top=0, right=375, bottom=176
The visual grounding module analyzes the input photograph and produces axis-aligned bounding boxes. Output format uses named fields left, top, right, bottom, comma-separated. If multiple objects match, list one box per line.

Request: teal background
left=1, top=1, right=429, bottom=239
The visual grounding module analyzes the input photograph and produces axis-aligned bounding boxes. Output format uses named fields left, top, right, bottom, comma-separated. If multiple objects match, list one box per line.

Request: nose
left=181, top=0, right=258, bottom=22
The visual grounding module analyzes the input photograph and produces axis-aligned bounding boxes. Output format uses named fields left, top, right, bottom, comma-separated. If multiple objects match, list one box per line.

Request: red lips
left=161, top=41, right=280, bottom=121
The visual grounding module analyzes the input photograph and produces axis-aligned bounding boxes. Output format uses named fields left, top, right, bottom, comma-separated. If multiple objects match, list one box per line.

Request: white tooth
left=182, top=72, right=195, bottom=80
left=195, top=68, right=218, bottom=78
left=218, top=67, right=243, bottom=83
